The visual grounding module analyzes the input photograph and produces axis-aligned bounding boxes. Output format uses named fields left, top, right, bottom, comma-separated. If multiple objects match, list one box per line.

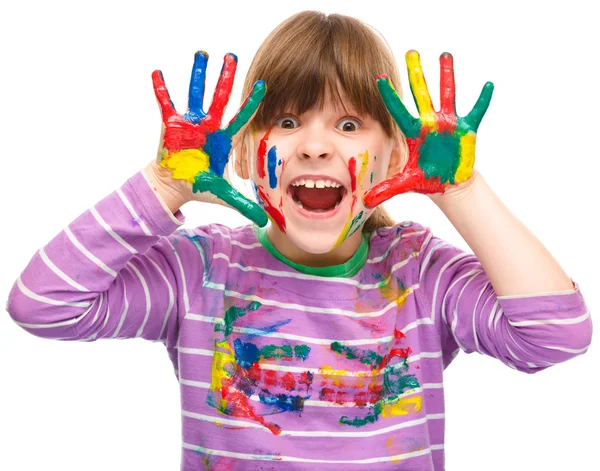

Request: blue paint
left=258, top=392, right=306, bottom=412
left=204, top=130, right=232, bottom=177
left=184, top=51, right=208, bottom=124
left=267, top=146, right=278, bottom=189
left=233, top=338, right=260, bottom=369
left=251, top=182, right=264, bottom=208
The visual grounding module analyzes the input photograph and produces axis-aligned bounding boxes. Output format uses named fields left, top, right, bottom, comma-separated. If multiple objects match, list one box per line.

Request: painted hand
left=152, top=51, right=268, bottom=226
left=364, top=50, right=494, bottom=208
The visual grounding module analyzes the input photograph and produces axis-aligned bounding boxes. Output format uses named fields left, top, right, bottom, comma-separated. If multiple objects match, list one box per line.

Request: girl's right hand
left=150, top=51, right=268, bottom=227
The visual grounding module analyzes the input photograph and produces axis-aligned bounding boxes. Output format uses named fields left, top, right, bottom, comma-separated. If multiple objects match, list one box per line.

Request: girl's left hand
left=364, top=50, right=494, bottom=208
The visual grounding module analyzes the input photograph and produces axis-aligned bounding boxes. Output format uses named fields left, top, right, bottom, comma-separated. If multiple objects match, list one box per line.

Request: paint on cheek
left=370, top=172, right=374, bottom=184
left=257, top=185, right=286, bottom=232
left=349, top=156, right=357, bottom=192
left=267, top=146, right=278, bottom=189
left=257, top=129, right=271, bottom=179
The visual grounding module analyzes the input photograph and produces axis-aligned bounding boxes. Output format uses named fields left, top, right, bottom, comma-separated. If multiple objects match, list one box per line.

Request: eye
left=275, top=115, right=299, bottom=129
left=337, top=118, right=361, bottom=132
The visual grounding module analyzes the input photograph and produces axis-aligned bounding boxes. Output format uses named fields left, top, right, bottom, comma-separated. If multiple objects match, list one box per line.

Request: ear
left=234, top=136, right=251, bottom=180
left=385, top=135, right=408, bottom=179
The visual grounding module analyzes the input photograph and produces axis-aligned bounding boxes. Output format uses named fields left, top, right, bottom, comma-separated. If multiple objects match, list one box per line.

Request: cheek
left=254, top=132, right=287, bottom=190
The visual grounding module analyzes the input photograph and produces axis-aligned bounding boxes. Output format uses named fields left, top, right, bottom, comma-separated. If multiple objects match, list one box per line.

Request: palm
left=364, top=50, right=494, bottom=208
left=152, top=51, right=268, bottom=226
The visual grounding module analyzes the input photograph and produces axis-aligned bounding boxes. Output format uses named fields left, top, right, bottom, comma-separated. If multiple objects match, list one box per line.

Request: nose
left=295, top=125, right=334, bottom=161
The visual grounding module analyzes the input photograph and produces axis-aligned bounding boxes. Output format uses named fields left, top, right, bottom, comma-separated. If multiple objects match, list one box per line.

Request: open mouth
left=287, top=177, right=348, bottom=213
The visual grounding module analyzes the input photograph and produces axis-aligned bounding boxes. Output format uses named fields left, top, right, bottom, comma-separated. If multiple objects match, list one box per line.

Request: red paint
left=394, top=328, right=406, bottom=340
left=364, top=133, right=445, bottom=208
left=349, top=157, right=357, bottom=192
left=257, top=129, right=271, bottom=179
left=281, top=372, right=296, bottom=391
left=263, top=369, right=278, bottom=387
left=390, top=347, right=412, bottom=359
left=298, top=372, right=313, bottom=392
left=257, top=186, right=286, bottom=232
left=438, top=52, right=458, bottom=134
left=200, top=53, right=237, bottom=134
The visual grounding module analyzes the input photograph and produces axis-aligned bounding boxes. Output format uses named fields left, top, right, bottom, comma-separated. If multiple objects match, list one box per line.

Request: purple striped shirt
left=6, top=169, right=592, bottom=470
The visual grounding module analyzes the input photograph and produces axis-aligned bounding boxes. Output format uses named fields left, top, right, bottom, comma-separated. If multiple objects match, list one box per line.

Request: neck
left=266, top=225, right=364, bottom=267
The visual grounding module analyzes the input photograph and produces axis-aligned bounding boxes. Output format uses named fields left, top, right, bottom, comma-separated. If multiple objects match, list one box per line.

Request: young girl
left=6, top=10, right=592, bottom=471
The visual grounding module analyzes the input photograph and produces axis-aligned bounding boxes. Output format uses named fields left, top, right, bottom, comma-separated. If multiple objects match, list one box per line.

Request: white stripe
left=116, top=187, right=153, bottom=236
left=540, top=344, right=590, bottom=354
left=184, top=313, right=395, bottom=346
left=400, top=316, right=434, bottom=335
left=182, top=408, right=444, bottom=438
left=202, top=283, right=418, bottom=318
left=497, top=285, right=578, bottom=299
left=65, top=226, right=117, bottom=277
left=16, top=276, right=91, bottom=308
left=126, top=261, right=152, bottom=338
left=13, top=286, right=97, bottom=329
left=90, top=207, right=137, bottom=254
left=110, top=276, right=129, bottom=338
left=87, top=292, right=104, bottom=328
left=232, top=240, right=263, bottom=249
left=39, top=247, right=89, bottom=292
left=183, top=442, right=433, bottom=464
left=366, top=229, right=425, bottom=264
left=445, top=269, right=483, bottom=352
left=165, top=236, right=192, bottom=312
left=508, top=310, right=590, bottom=327
left=472, top=280, right=491, bottom=353
left=179, top=378, right=211, bottom=389
left=177, top=346, right=214, bottom=356
left=212, top=252, right=416, bottom=289
left=147, top=256, right=176, bottom=340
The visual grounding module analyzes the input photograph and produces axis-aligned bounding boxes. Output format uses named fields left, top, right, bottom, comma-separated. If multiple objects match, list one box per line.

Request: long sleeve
left=416, top=228, right=592, bottom=373
left=5, top=169, right=206, bottom=346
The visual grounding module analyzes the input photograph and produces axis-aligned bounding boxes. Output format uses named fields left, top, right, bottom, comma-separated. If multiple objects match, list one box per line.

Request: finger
left=363, top=173, right=415, bottom=208
left=152, top=70, right=177, bottom=122
left=377, top=75, right=421, bottom=139
left=203, top=53, right=238, bottom=133
left=439, top=52, right=456, bottom=115
left=406, top=50, right=436, bottom=120
left=186, top=51, right=209, bottom=123
left=225, top=80, right=267, bottom=138
left=193, top=172, right=268, bottom=227
left=464, top=81, right=494, bottom=131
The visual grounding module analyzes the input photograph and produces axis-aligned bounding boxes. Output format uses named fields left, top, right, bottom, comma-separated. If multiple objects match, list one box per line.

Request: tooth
left=299, top=179, right=305, bottom=186
left=295, top=199, right=303, bottom=208
left=325, top=180, right=332, bottom=187
left=316, top=179, right=325, bottom=188
left=335, top=201, right=340, bottom=208
left=304, top=179, right=315, bottom=188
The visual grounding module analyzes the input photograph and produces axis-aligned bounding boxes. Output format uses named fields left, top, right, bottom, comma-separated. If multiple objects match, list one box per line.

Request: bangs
left=243, top=12, right=402, bottom=137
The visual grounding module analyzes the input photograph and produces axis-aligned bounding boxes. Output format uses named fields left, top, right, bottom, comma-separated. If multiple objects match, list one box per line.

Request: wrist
left=143, top=162, right=190, bottom=214
left=428, top=169, right=482, bottom=207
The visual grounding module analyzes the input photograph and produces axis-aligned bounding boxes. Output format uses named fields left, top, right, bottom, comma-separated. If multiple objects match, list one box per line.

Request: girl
left=6, top=10, right=592, bottom=471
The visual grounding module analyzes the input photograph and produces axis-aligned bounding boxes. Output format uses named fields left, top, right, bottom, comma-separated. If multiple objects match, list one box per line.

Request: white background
left=1, top=0, right=598, bottom=469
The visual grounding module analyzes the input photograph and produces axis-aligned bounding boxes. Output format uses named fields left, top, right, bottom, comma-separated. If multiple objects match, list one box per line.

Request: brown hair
left=238, top=11, right=403, bottom=231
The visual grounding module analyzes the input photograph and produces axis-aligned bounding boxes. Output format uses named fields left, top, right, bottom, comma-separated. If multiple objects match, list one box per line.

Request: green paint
left=260, top=344, right=293, bottom=360
left=340, top=402, right=383, bottom=427
left=345, top=210, right=364, bottom=240
left=370, top=172, right=374, bottom=183
left=464, top=82, right=494, bottom=131
left=294, top=344, right=311, bottom=361
left=418, top=132, right=461, bottom=185
left=217, top=301, right=262, bottom=337
left=194, top=172, right=268, bottom=227
left=225, top=80, right=267, bottom=137
left=259, top=343, right=311, bottom=361
left=378, top=77, right=421, bottom=139
left=330, top=341, right=382, bottom=369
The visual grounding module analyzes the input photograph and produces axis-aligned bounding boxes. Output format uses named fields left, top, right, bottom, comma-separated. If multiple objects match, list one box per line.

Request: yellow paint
left=334, top=150, right=371, bottom=248
left=319, top=365, right=372, bottom=378
left=456, top=132, right=476, bottom=183
left=210, top=340, right=236, bottom=411
left=406, top=51, right=436, bottom=129
left=381, top=395, right=422, bottom=418
left=379, top=279, right=411, bottom=307
left=159, top=149, right=210, bottom=184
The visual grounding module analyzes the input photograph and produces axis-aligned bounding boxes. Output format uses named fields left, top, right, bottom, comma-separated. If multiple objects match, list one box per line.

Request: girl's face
left=249, top=91, right=397, bottom=254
